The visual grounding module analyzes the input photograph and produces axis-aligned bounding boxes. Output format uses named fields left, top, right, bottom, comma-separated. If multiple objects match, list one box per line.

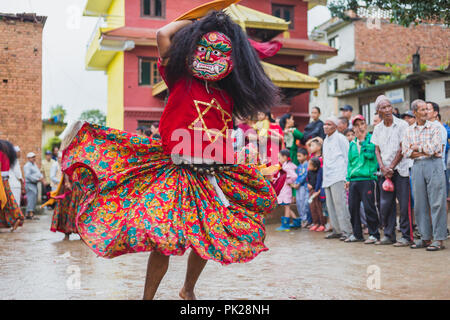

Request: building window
left=327, top=77, right=338, bottom=95
left=272, top=4, right=294, bottom=29
left=139, top=58, right=161, bottom=86
left=328, top=36, right=340, bottom=49
left=445, top=80, right=450, bottom=98
left=360, top=102, right=376, bottom=125
left=142, top=0, right=165, bottom=18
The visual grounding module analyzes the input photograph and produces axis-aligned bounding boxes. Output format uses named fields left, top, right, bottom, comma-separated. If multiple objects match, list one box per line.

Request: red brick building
left=309, top=14, right=450, bottom=121
left=84, top=0, right=335, bottom=132
left=0, top=13, right=47, bottom=165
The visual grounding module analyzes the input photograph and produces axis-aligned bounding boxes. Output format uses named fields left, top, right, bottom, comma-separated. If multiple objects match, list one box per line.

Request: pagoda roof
left=152, top=62, right=319, bottom=97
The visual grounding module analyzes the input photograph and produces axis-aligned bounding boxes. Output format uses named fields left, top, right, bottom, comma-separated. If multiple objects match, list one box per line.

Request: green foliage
left=328, top=0, right=449, bottom=27
left=420, top=63, right=428, bottom=72
left=43, top=136, right=61, bottom=154
left=49, top=105, right=67, bottom=123
left=376, top=63, right=407, bottom=84
left=79, top=109, right=106, bottom=126
left=357, top=69, right=371, bottom=87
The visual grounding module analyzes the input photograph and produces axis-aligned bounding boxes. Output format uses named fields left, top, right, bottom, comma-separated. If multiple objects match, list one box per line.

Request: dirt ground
left=0, top=209, right=448, bottom=300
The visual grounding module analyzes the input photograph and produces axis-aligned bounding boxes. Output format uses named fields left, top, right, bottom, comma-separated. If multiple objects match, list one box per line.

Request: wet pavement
left=0, top=209, right=449, bottom=300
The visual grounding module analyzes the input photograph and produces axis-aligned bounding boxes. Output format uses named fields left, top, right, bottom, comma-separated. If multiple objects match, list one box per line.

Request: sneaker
left=325, top=233, right=342, bottom=239
left=393, top=237, right=412, bottom=247
left=315, top=225, right=325, bottom=232
left=364, top=235, right=378, bottom=244
left=339, top=235, right=347, bottom=241
left=375, top=236, right=394, bottom=245
left=344, top=235, right=364, bottom=242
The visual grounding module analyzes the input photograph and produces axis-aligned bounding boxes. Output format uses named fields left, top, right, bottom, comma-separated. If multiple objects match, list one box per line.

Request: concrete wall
left=309, top=22, right=355, bottom=78
left=425, top=76, right=450, bottom=123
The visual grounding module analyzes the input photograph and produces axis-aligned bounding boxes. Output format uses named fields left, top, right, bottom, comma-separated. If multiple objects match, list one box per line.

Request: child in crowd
left=275, top=149, right=298, bottom=231
left=344, top=128, right=355, bottom=143
left=254, top=111, right=270, bottom=163
left=343, top=128, right=368, bottom=234
left=307, top=157, right=327, bottom=232
left=305, top=138, right=331, bottom=231
left=292, top=148, right=311, bottom=228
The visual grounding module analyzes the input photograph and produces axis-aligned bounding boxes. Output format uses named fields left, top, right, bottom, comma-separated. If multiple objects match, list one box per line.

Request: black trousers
left=379, top=171, right=411, bottom=242
left=348, top=180, right=380, bottom=240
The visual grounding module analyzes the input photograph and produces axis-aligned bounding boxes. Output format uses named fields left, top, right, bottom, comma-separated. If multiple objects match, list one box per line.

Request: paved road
left=0, top=209, right=448, bottom=300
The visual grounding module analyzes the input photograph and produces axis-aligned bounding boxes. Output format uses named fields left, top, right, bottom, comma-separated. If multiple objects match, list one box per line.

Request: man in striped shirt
left=402, top=99, right=447, bottom=251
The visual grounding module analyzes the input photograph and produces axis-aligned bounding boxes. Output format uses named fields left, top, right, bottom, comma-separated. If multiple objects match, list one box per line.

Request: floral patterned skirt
left=62, top=123, right=277, bottom=264
left=50, top=185, right=81, bottom=235
left=0, top=179, right=24, bottom=228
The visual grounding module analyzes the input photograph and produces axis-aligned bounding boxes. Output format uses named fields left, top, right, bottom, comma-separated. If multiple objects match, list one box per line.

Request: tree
left=49, top=104, right=67, bottom=123
left=328, top=0, right=449, bottom=27
left=44, top=136, right=61, bottom=154
left=79, top=109, right=106, bottom=126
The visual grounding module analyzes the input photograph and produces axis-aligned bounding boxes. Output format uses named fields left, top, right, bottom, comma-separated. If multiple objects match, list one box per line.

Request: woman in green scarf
left=279, top=113, right=304, bottom=165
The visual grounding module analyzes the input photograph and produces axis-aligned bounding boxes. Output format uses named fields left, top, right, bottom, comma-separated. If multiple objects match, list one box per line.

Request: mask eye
left=212, top=50, right=221, bottom=56
left=197, top=46, right=206, bottom=52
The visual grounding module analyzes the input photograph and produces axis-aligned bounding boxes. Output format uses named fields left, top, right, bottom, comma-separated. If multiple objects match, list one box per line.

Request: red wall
left=123, top=0, right=311, bottom=131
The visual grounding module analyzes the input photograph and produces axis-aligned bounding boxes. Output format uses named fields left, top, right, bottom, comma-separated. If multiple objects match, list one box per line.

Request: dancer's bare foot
left=179, top=287, right=196, bottom=300
left=11, top=219, right=21, bottom=232
left=64, top=234, right=70, bottom=241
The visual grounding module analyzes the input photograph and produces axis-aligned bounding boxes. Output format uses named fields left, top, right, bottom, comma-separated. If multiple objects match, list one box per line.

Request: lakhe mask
left=191, top=31, right=233, bottom=82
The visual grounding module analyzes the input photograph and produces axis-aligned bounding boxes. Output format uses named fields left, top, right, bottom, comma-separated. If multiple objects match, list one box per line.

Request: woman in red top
left=0, top=140, right=24, bottom=232
left=60, top=11, right=279, bottom=300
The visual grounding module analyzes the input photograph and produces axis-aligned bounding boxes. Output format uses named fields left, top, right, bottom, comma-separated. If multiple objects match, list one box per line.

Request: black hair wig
left=0, top=140, right=17, bottom=167
left=279, top=113, right=292, bottom=130
left=165, top=11, right=280, bottom=119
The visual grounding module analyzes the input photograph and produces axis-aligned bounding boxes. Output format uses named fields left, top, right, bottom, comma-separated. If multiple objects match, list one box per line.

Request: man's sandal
left=426, top=241, right=445, bottom=251
left=410, top=239, right=430, bottom=249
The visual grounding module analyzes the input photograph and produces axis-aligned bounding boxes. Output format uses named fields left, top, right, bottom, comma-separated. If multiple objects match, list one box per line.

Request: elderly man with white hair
left=322, top=116, right=353, bottom=240
left=402, top=99, right=447, bottom=251
left=23, top=152, right=44, bottom=220
left=371, top=95, right=412, bottom=246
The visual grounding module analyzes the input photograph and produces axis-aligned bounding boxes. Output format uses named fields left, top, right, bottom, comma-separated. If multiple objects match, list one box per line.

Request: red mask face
left=191, top=31, right=233, bottom=82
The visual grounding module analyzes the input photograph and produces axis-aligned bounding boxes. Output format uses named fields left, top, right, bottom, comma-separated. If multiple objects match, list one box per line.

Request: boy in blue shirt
left=292, top=148, right=311, bottom=228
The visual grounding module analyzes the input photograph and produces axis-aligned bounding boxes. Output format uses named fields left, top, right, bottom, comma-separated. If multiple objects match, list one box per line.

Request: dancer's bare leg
left=11, top=219, right=21, bottom=232
left=179, top=249, right=207, bottom=300
left=143, top=251, right=170, bottom=300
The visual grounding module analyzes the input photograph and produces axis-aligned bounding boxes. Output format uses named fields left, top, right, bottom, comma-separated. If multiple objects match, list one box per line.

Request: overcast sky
left=0, top=0, right=331, bottom=122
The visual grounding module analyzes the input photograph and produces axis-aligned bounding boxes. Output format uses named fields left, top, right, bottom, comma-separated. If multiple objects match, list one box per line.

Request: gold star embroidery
left=188, top=98, right=232, bottom=143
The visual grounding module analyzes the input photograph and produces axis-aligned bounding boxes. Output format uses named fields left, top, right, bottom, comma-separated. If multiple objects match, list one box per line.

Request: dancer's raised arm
left=156, top=20, right=193, bottom=64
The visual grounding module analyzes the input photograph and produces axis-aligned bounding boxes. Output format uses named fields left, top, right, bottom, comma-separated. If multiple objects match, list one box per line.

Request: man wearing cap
left=340, top=105, right=354, bottom=129
left=41, top=150, right=56, bottom=203
left=23, top=152, right=44, bottom=219
left=323, top=116, right=353, bottom=240
left=371, top=95, right=412, bottom=246
left=345, top=115, right=380, bottom=243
